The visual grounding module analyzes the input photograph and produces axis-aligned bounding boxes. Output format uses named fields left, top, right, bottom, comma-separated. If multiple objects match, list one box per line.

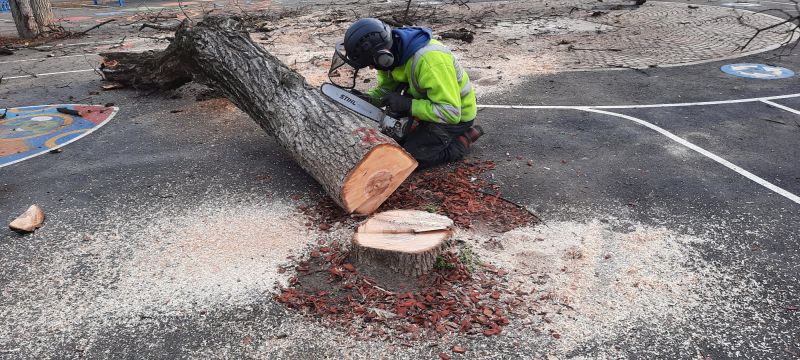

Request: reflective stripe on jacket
left=367, top=39, right=477, bottom=124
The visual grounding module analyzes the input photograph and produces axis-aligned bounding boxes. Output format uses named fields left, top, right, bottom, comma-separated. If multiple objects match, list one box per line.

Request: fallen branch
left=79, top=19, right=116, bottom=35
left=139, top=22, right=182, bottom=31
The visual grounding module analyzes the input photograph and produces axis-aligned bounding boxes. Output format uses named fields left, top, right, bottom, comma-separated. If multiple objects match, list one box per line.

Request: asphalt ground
left=1, top=1, right=800, bottom=359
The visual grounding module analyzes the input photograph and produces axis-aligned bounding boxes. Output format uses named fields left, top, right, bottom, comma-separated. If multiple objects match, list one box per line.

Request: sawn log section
left=100, top=17, right=417, bottom=214
left=353, top=210, right=453, bottom=277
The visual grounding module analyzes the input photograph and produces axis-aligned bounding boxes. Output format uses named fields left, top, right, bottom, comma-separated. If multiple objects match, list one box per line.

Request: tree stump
left=99, top=17, right=417, bottom=214
left=353, top=210, right=454, bottom=277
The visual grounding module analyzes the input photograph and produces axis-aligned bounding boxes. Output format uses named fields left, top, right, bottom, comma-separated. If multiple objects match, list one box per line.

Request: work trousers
left=401, top=120, right=474, bottom=168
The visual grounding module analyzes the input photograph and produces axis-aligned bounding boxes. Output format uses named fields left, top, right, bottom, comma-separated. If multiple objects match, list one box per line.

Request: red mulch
left=275, top=241, right=519, bottom=341
left=281, top=160, right=537, bottom=340
left=303, top=159, right=538, bottom=233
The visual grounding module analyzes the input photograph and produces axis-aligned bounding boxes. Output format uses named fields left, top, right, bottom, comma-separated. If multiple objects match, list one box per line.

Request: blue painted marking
left=93, top=0, right=125, bottom=7
left=721, top=63, right=795, bottom=79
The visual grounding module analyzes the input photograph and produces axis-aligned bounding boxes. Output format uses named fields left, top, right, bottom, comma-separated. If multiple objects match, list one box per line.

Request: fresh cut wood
left=353, top=210, right=453, bottom=276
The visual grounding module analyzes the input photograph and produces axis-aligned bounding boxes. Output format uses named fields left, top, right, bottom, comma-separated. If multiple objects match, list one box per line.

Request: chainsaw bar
left=320, top=83, right=382, bottom=123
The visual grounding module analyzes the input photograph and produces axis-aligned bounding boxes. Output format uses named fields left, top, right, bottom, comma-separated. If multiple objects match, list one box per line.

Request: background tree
left=8, top=0, right=54, bottom=39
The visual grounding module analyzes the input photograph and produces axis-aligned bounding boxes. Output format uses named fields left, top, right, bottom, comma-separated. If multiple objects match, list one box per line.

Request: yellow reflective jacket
left=368, top=39, right=477, bottom=124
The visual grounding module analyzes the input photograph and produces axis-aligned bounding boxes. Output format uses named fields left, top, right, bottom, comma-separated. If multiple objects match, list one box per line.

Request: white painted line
left=2, top=69, right=98, bottom=80
left=759, top=0, right=800, bottom=6
left=478, top=104, right=588, bottom=110
left=0, top=105, right=120, bottom=169
left=595, top=93, right=800, bottom=109
left=761, top=99, right=800, bottom=115
left=0, top=54, right=99, bottom=65
left=33, top=40, right=122, bottom=49
left=479, top=93, right=800, bottom=205
left=478, top=93, right=800, bottom=110
left=582, top=108, right=800, bottom=205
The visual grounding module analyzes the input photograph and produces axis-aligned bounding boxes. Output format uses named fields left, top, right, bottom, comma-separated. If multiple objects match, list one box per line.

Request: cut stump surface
left=353, top=210, right=453, bottom=277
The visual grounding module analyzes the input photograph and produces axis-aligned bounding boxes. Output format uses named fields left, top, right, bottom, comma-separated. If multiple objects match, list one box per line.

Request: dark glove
left=382, top=92, right=412, bottom=116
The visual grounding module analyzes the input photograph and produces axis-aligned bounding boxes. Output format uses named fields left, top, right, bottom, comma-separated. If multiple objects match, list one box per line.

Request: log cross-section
left=100, top=17, right=417, bottom=214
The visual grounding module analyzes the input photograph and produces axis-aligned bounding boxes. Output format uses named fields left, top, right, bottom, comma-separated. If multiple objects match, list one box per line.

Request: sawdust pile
left=110, top=201, right=309, bottom=312
left=469, top=218, right=731, bottom=354
left=0, top=197, right=311, bottom=354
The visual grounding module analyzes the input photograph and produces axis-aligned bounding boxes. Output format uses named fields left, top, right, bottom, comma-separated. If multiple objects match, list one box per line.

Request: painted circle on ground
left=0, top=104, right=118, bottom=168
left=720, top=63, right=795, bottom=79
left=0, top=114, right=72, bottom=140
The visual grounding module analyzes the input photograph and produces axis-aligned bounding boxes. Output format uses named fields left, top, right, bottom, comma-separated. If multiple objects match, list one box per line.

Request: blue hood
left=391, top=27, right=432, bottom=66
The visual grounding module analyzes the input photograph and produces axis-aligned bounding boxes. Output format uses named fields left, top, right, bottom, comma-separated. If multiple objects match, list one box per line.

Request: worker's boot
left=457, top=125, right=484, bottom=148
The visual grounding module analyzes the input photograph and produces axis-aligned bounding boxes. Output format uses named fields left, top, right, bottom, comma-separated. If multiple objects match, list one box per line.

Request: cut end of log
left=353, top=210, right=453, bottom=277
left=342, top=144, right=417, bottom=215
left=9, top=205, right=45, bottom=234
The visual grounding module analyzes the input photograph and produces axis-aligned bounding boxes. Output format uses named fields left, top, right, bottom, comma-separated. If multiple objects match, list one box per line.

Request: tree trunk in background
left=100, top=17, right=418, bottom=215
left=9, top=0, right=54, bottom=38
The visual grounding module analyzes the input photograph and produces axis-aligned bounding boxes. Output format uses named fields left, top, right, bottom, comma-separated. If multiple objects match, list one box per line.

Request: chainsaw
left=321, top=83, right=413, bottom=142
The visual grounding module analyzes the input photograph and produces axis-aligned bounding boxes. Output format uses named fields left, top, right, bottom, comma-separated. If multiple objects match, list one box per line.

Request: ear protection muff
left=373, top=49, right=394, bottom=69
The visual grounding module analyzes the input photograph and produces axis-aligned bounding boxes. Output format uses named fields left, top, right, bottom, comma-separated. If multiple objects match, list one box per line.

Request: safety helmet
left=342, top=18, right=394, bottom=70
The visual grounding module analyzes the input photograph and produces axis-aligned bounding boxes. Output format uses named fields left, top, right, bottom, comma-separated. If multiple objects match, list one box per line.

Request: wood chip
left=101, top=83, right=125, bottom=90
left=9, top=205, right=45, bottom=233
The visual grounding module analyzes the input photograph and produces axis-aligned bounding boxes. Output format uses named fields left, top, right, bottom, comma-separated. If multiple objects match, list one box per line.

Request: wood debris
left=305, top=160, right=539, bottom=233
left=9, top=205, right=45, bottom=233
left=275, top=241, right=515, bottom=340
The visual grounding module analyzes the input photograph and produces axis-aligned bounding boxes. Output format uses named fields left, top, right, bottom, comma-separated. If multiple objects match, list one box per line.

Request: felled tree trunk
left=353, top=210, right=453, bottom=276
left=9, top=0, right=54, bottom=39
left=100, top=17, right=417, bottom=214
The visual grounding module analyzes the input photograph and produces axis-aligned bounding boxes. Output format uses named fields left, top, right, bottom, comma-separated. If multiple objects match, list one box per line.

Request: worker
left=339, top=18, right=483, bottom=168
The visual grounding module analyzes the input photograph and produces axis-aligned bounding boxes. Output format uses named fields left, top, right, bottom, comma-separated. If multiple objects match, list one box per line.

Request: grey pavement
left=1, top=0, right=799, bottom=358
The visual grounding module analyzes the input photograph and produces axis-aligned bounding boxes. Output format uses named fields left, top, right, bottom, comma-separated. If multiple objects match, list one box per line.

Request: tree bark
left=100, top=17, right=417, bottom=214
left=9, top=0, right=54, bottom=39
left=353, top=210, right=453, bottom=276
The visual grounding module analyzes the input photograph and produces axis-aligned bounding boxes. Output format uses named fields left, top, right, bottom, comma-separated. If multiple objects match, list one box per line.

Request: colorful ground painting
left=0, top=104, right=118, bottom=168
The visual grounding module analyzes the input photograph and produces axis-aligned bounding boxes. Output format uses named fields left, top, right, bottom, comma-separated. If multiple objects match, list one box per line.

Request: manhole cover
left=721, top=63, right=795, bottom=79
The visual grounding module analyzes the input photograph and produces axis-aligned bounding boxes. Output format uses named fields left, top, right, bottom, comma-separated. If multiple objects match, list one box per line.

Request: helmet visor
left=328, top=41, right=361, bottom=89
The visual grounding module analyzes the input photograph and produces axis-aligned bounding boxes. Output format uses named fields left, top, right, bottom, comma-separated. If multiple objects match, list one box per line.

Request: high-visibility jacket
left=368, top=39, right=476, bottom=125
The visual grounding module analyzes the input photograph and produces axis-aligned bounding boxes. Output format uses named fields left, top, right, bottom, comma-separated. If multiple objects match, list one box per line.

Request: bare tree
left=738, top=1, right=800, bottom=54
left=8, top=0, right=54, bottom=39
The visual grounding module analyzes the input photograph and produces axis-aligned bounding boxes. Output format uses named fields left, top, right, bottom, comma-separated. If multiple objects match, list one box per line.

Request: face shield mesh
left=327, top=41, right=361, bottom=89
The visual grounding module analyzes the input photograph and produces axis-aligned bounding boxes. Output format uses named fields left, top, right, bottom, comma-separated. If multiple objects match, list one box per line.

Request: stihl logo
left=339, top=93, right=357, bottom=106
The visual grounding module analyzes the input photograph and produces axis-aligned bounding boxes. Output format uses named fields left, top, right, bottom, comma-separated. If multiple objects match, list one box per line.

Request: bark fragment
left=9, top=204, right=45, bottom=233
